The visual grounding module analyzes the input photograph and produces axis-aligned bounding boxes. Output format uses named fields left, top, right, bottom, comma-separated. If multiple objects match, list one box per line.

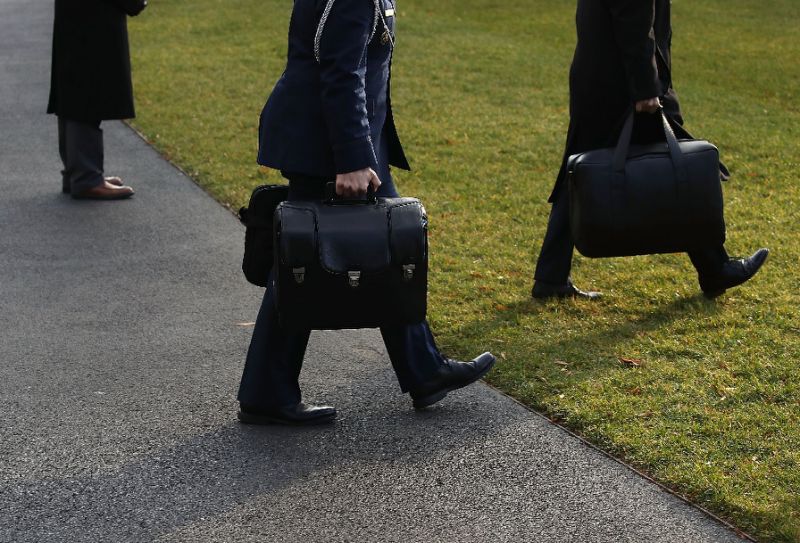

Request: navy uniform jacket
left=257, top=0, right=410, bottom=178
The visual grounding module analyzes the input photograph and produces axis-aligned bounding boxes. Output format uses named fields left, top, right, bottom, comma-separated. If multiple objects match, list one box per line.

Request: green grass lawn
left=128, top=1, right=800, bottom=540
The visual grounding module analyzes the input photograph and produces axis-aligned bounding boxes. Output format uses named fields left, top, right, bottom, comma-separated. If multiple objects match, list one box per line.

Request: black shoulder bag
left=239, top=184, right=289, bottom=287
left=568, top=110, right=726, bottom=258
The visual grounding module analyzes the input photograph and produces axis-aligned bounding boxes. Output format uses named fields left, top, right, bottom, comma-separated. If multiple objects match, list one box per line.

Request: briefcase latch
left=293, top=267, right=305, bottom=284
left=348, top=271, right=361, bottom=288
left=402, top=264, right=416, bottom=282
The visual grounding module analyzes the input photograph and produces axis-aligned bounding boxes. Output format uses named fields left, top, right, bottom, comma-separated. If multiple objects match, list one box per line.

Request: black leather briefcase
left=273, top=188, right=428, bottom=330
left=240, top=184, right=289, bottom=287
left=568, top=110, right=726, bottom=258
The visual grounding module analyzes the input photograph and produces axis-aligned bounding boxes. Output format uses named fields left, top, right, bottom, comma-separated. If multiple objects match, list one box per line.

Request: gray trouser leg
left=57, top=117, right=104, bottom=195
left=57, top=117, right=68, bottom=190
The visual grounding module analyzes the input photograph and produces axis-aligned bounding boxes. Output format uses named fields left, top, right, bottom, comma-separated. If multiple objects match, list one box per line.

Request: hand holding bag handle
left=612, top=107, right=688, bottom=180
left=324, top=182, right=378, bottom=205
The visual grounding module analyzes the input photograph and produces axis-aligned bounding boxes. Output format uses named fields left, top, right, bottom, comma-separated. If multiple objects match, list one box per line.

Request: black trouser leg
left=237, top=276, right=311, bottom=409
left=380, top=322, right=445, bottom=393
left=368, top=138, right=446, bottom=392
left=533, top=186, right=574, bottom=285
left=59, top=117, right=104, bottom=195
left=628, top=112, right=731, bottom=281
left=688, top=246, right=729, bottom=277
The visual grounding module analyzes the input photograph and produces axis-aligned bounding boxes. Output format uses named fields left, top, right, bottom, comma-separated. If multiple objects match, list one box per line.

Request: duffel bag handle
left=612, top=107, right=688, bottom=184
left=324, top=182, right=378, bottom=205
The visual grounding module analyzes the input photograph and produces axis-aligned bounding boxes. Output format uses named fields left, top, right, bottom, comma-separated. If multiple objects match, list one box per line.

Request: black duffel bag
left=568, top=110, right=726, bottom=258
left=273, top=186, right=428, bottom=330
left=240, top=184, right=289, bottom=287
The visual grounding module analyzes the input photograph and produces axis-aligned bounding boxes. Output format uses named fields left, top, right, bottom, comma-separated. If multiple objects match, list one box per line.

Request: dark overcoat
left=550, top=0, right=682, bottom=202
left=257, top=0, right=409, bottom=178
left=47, top=0, right=146, bottom=122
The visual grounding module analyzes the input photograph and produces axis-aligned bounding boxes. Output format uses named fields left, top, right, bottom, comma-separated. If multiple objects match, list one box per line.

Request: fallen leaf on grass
left=553, top=360, right=570, bottom=366
left=495, top=304, right=509, bottom=311
left=619, top=357, right=643, bottom=367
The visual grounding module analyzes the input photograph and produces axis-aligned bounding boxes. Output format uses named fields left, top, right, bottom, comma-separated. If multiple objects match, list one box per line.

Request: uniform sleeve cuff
left=629, top=66, right=663, bottom=102
left=333, top=136, right=378, bottom=174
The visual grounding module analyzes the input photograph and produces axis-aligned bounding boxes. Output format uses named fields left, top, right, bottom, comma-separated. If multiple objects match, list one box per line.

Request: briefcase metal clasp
left=293, top=267, right=306, bottom=284
left=402, top=264, right=415, bottom=282
left=348, top=271, right=361, bottom=288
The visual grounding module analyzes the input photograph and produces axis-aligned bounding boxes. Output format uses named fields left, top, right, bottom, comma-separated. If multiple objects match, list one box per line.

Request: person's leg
left=688, top=246, right=729, bottom=277
left=690, top=245, right=769, bottom=298
left=237, top=175, right=335, bottom=424
left=380, top=319, right=495, bottom=409
left=376, top=165, right=496, bottom=406
left=531, top=185, right=600, bottom=299
left=372, top=172, right=445, bottom=389
left=533, top=186, right=574, bottom=285
left=62, top=118, right=104, bottom=195
left=380, top=322, right=445, bottom=392
left=57, top=117, right=70, bottom=193
left=632, top=113, right=770, bottom=297
left=237, top=273, right=312, bottom=410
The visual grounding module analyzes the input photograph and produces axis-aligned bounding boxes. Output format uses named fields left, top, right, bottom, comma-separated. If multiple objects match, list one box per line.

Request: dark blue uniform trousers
left=237, top=172, right=446, bottom=409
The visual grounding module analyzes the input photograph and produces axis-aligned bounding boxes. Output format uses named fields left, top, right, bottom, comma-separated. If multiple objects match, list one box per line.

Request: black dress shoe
left=410, top=352, right=497, bottom=409
left=532, top=280, right=602, bottom=300
left=237, top=402, right=336, bottom=426
left=700, top=248, right=769, bottom=299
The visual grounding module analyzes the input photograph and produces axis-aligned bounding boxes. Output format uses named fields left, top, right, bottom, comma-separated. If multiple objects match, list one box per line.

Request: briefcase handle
left=612, top=108, right=688, bottom=184
left=324, top=182, right=378, bottom=206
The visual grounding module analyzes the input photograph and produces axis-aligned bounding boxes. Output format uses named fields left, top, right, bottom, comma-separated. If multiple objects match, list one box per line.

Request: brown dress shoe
left=72, top=179, right=134, bottom=200
left=63, top=176, right=125, bottom=194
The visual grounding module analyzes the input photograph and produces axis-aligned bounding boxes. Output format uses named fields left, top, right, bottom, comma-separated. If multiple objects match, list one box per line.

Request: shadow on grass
left=451, top=292, right=723, bottom=363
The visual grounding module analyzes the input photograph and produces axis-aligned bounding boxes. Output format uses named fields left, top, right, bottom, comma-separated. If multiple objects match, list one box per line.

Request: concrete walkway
left=0, top=1, right=746, bottom=541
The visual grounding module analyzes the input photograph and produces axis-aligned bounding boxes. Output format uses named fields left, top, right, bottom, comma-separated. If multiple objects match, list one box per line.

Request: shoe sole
left=532, top=293, right=601, bottom=301
left=237, top=411, right=336, bottom=426
left=63, top=179, right=124, bottom=195
left=412, top=355, right=497, bottom=410
left=72, top=192, right=134, bottom=201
